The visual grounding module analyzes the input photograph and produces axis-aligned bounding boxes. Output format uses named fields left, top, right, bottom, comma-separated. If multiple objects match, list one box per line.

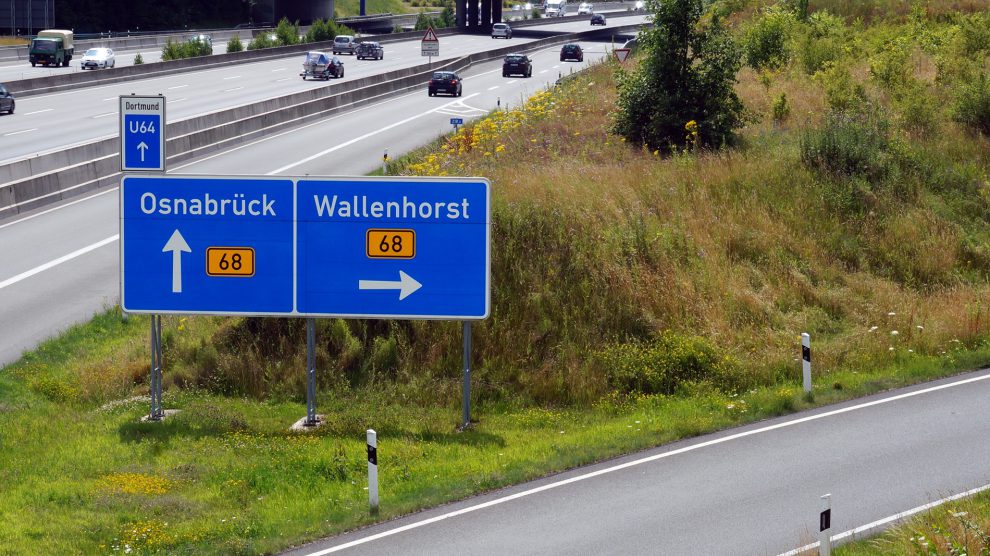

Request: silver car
left=81, top=47, right=115, bottom=70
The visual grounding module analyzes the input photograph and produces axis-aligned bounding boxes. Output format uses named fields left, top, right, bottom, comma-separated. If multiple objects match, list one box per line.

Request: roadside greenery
left=414, top=6, right=456, bottom=30
left=161, top=37, right=212, bottom=61
left=247, top=17, right=356, bottom=50
left=133, top=53, right=144, bottom=65
left=226, top=34, right=244, bottom=53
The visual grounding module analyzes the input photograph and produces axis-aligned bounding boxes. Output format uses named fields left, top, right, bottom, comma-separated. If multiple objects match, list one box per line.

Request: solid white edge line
left=0, top=235, right=118, bottom=290
left=778, top=482, right=990, bottom=556
left=0, top=187, right=118, bottom=230
left=301, top=371, right=990, bottom=556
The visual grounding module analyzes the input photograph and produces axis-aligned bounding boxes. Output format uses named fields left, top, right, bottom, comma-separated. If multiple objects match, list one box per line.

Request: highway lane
left=284, top=369, right=990, bottom=555
left=0, top=15, right=647, bottom=164
left=0, top=40, right=609, bottom=366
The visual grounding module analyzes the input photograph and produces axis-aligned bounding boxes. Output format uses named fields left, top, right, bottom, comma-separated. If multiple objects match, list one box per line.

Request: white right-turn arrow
left=359, top=271, right=422, bottom=300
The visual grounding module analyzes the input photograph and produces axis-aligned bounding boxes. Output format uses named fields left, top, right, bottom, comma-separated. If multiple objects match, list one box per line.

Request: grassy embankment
left=0, top=37, right=28, bottom=46
left=3, top=0, right=990, bottom=553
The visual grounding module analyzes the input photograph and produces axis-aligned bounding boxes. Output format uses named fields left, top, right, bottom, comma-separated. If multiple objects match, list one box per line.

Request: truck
left=546, top=0, right=567, bottom=17
left=30, top=29, right=74, bottom=67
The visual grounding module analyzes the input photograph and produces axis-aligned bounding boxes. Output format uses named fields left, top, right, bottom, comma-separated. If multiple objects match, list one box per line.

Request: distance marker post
left=367, top=429, right=379, bottom=512
left=802, top=333, right=811, bottom=394
left=819, top=493, right=832, bottom=556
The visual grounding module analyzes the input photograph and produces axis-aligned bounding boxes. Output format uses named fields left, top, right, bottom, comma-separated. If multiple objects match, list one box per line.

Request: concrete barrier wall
left=0, top=24, right=643, bottom=216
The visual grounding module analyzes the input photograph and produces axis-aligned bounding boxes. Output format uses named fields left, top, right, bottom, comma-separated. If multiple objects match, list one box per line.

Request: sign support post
left=148, top=315, right=163, bottom=420
left=462, top=321, right=471, bottom=428
left=306, top=318, right=318, bottom=426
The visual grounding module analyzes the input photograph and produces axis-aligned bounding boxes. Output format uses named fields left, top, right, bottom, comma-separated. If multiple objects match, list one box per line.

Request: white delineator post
left=367, top=429, right=379, bottom=512
left=802, top=333, right=811, bottom=394
left=819, top=493, right=832, bottom=556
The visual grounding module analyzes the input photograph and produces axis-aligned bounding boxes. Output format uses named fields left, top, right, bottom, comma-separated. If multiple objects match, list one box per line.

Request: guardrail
left=0, top=23, right=647, bottom=216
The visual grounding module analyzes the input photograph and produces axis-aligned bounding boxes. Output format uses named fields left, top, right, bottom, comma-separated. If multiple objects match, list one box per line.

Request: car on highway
left=491, top=22, right=512, bottom=39
left=300, top=51, right=344, bottom=80
left=577, top=2, right=594, bottom=14
left=428, top=71, right=462, bottom=96
left=502, top=54, right=532, bottom=77
left=187, top=34, right=214, bottom=54
left=0, top=83, right=14, bottom=115
left=590, top=13, right=606, bottom=25
left=560, top=43, right=584, bottom=62
left=524, top=2, right=534, bottom=8
left=355, top=41, right=384, bottom=60
left=80, top=47, right=115, bottom=69
left=332, top=35, right=358, bottom=55
left=633, top=0, right=645, bottom=9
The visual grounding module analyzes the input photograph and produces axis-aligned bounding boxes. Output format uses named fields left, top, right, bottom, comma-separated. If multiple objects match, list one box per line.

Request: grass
left=333, top=0, right=435, bottom=17
left=0, top=37, right=28, bottom=46
left=3, top=1, right=990, bottom=552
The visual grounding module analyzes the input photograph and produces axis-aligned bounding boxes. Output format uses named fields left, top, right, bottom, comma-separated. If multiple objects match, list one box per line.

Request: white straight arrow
left=137, top=141, right=149, bottom=161
left=162, top=229, right=191, bottom=293
left=359, top=270, right=422, bottom=300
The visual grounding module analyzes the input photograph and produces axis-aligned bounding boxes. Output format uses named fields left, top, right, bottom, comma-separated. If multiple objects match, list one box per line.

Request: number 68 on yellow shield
left=366, top=229, right=415, bottom=259
left=206, top=247, right=256, bottom=277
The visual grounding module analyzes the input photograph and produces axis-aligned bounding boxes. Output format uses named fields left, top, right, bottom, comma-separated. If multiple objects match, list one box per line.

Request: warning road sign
left=422, top=26, right=439, bottom=56
left=615, top=48, right=631, bottom=63
left=422, top=27, right=439, bottom=42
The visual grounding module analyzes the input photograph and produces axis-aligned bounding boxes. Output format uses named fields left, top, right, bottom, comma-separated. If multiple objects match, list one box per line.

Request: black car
left=355, top=41, right=384, bottom=60
left=560, top=43, right=584, bottom=62
left=590, top=13, right=606, bottom=25
left=0, top=83, right=13, bottom=115
left=502, top=54, right=532, bottom=77
left=428, top=71, right=462, bottom=97
left=326, top=56, right=345, bottom=78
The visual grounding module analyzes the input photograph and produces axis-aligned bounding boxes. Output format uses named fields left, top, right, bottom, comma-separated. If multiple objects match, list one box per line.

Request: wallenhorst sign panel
left=120, top=175, right=491, bottom=320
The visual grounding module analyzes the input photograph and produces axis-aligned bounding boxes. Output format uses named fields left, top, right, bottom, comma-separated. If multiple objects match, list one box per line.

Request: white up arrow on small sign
left=137, top=141, right=149, bottom=161
left=162, top=229, right=191, bottom=293
left=359, top=270, right=422, bottom=300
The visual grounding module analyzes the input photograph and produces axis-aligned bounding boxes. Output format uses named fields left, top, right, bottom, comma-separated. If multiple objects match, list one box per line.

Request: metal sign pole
left=149, top=315, right=157, bottom=420
left=306, top=318, right=317, bottom=426
left=462, top=321, right=471, bottom=427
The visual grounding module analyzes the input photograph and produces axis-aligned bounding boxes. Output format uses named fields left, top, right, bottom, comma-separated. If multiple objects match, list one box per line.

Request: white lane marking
left=0, top=235, right=118, bottom=291
left=102, top=97, right=116, bottom=101
left=487, top=85, right=499, bottom=90
left=24, top=108, right=54, bottom=115
left=92, top=112, right=116, bottom=118
left=300, top=371, right=990, bottom=555
left=271, top=68, right=286, bottom=72
left=506, top=79, right=517, bottom=84
left=0, top=187, right=118, bottom=231
left=539, top=69, right=549, bottom=74
left=167, top=84, right=188, bottom=90
left=223, top=75, right=242, bottom=80
left=171, top=98, right=188, bottom=103
left=223, top=87, right=244, bottom=92
left=267, top=93, right=481, bottom=175
left=4, top=128, right=37, bottom=136
left=778, top=482, right=990, bottom=556
left=274, top=77, right=290, bottom=82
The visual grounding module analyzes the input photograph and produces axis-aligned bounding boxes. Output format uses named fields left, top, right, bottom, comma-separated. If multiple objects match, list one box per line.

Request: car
left=491, top=22, right=512, bottom=39
left=332, top=35, right=357, bottom=55
left=577, top=2, right=593, bottom=14
left=428, top=71, right=462, bottom=96
left=633, top=0, right=645, bottom=9
left=512, top=4, right=522, bottom=10
left=590, top=13, right=606, bottom=25
left=300, top=51, right=344, bottom=80
left=502, top=53, right=532, bottom=77
left=0, top=83, right=14, bottom=115
left=560, top=43, right=584, bottom=62
left=80, top=47, right=115, bottom=69
left=524, top=2, right=533, bottom=8
left=355, top=41, right=384, bottom=60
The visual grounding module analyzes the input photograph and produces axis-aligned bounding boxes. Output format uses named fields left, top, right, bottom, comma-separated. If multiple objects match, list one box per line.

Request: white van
left=546, top=0, right=567, bottom=17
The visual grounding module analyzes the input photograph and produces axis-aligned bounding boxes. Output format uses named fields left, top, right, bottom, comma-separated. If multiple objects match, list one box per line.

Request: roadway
left=0, top=15, right=646, bottom=164
left=283, top=369, right=990, bottom=555
left=0, top=40, right=611, bottom=366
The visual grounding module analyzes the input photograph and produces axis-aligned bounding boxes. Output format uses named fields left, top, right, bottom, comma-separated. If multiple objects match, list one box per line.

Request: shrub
left=612, top=0, right=745, bottom=152
left=771, top=92, right=790, bottom=123
left=813, top=61, right=868, bottom=112
left=897, top=83, right=940, bottom=137
left=531, top=7, right=541, bottom=18
left=133, top=53, right=143, bottom=65
left=161, top=39, right=182, bottom=61
left=227, top=34, right=243, bottom=53
left=306, top=18, right=334, bottom=42
left=275, top=17, right=300, bottom=46
left=743, top=6, right=795, bottom=70
left=796, top=33, right=841, bottom=74
left=800, top=107, right=898, bottom=184
left=598, top=332, right=741, bottom=395
left=247, top=32, right=276, bottom=50
left=869, top=37, right=912, bottom=94
left=952, top=73, right=990, bottom=136
left=414, top=12, right=434, bottom=30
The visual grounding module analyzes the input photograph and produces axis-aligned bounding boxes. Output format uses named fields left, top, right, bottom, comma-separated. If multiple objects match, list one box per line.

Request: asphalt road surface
left=282, top=369, right=990, bottom=555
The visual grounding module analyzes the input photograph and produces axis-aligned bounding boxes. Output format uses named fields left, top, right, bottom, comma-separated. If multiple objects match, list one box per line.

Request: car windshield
left=85, top=49, right=101, bottom=56
left=433, top=72, right=453, bottom=80
left=506, top=56, right=525, bottom=63
left=335, top=36, right=351, bottom=43
left=32, top=39, right=56, bottom=52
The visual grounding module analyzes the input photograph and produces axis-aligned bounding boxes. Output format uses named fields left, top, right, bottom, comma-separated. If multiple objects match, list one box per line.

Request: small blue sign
left=120, top=95, right=166, bottom=171
left=450, top=118, right=464, bottom=125
left=297, top=178, right=490, bottom=320
left=120, top=175, right=295, bottom=315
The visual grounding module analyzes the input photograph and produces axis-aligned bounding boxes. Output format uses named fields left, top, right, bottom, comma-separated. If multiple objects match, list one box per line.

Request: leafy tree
left=275, top=17, right=301, bottom=46
left=612, top=0, right=745, bottom=151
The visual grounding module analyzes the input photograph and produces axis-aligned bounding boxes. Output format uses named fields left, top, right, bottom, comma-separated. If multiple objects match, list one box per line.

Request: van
left=546, top=0, right=567, bottom=17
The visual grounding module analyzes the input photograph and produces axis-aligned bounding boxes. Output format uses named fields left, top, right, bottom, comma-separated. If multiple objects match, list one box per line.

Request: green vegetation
left=414, top=6, right=456, bottom=30
left=4, top=0, right=990, bottom=552
left=161, top=37, right=212, bottom=61
left=227, top=34, right=244, bottom=53
left=247, top=17, right=355, bottom=50
left=133, top=53, right=144, bottom=65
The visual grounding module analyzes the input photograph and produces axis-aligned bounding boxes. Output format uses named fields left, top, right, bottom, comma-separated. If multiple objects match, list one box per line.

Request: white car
left=80, top=47, right=115, bottom=70
left=524, top=2, right=533, bottom=8
left=577, top=2, right=594, bottom=14
left=491, top=23, right=512, bottom=39
left=633, top=0, right=645, bottom=10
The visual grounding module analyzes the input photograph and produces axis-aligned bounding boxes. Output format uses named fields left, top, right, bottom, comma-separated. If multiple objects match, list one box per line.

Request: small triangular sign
left=422, top=27, right=439, bottom=42
left=615, top=48, right=631, bottom=63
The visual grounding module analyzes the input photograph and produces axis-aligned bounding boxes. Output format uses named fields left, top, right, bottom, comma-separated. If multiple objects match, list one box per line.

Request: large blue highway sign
left=120, top=175, right=491, bottom=320
left=120, top=175, right=295, bottom=315
left=120, top=95, right=166, bottom=171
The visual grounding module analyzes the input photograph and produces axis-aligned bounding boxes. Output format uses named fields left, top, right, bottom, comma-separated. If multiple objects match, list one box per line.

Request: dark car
left=560, top=43, right=584, bottom=62
left=428, top=71, right=462, bottom=97
left=355, top=41, right=384, bottom=60
left=0, top=83, right=13, bottom=115
left=502, top=54, right=532, bottom=77
left=325, top=56, right=345, bottom=78
left=590, top=13, right=606, bottom=25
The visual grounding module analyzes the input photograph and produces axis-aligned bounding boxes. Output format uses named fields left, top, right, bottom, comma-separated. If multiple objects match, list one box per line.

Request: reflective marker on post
left=802, top=332, right=811, bottom=394
left=367, top=429, right=379, bottom=512
left=819, top=493, right=832, bottom=556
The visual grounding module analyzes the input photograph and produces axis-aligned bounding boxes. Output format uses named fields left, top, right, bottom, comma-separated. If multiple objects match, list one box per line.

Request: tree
left=612, top=0, right=745, bottom=152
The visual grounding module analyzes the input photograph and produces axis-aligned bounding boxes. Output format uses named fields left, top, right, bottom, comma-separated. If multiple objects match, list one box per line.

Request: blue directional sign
left=120, top=95, right=166, bottom=171
left=449, top=117, right=464, bottom=125
left=120, top=175, right=294, bottom=315
left=297, top=177, right=490, bottom=319
left=119, top=175, right=491, bottom=320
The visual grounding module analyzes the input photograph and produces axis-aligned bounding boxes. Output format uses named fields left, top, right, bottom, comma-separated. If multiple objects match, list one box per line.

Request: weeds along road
left=283, top=368, right=990, bottom=556
left=0, top=41, right=612, bottom=366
